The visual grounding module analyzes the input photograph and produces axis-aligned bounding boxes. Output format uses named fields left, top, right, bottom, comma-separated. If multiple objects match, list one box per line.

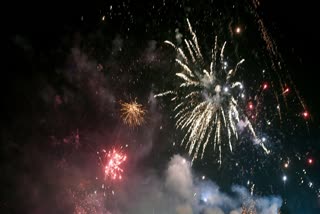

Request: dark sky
left=263, top=0, right=319, bottom=118
left=2, top=0, right=320, bottom=213
left=5, top=0, right=319, bottom=113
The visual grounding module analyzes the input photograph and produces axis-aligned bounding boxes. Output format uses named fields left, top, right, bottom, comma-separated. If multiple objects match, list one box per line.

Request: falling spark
left=155, top=19, right=269, bottom=163
left=120, top=99, right=146, bottom=127
left=283, top=87, right=290, bottom=94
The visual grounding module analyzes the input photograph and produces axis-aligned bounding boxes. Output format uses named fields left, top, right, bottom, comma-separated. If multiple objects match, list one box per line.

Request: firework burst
left=120, top=99, right=146, bottom=127
left=100, top=148, right=127, bottom=180
left=156, top=19, right=269, bottom=163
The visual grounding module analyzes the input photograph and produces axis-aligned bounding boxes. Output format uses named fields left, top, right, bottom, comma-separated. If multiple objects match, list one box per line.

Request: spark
left=250, top=183, right=255, bottom=196
left=262, top=83, right=268, bottom=90
left=102, top=149, right=127, bottom=180
left=248, top=102, right=254, bottom=110
left=283, top=87, right=290, bottom=94
left=235, top=27, right=241, bottom=34
left=155, top=19, right=269, bottom=162
left=282, top=175, right=287, bottom=182
left=120, top=99, right=146, bottom=127
left=302, top=110, right=309, bottom=119
left=308, top=158, right=313, bottom=165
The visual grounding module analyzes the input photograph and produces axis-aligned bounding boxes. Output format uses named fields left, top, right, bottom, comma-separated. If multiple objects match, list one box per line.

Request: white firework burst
left=156, top=19, right=269, bottom=163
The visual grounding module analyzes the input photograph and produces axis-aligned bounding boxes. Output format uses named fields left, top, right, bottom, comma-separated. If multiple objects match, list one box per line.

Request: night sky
left=2, top=0, right=320, bottom=213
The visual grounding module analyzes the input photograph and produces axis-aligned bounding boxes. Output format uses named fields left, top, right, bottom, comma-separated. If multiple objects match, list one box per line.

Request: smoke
left=105, top=154, right=282, bottom=214
left=112, top=35, right=123, bottom=55
left=166, top=155, right=194, bottom=201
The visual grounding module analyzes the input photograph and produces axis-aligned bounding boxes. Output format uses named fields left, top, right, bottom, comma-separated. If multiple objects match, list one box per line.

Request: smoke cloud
left=102, top=154, right=282, bottom=214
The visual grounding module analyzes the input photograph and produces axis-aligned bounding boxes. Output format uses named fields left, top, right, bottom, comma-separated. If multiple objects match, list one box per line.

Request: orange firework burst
left=120, top=100, right=146, bottom=127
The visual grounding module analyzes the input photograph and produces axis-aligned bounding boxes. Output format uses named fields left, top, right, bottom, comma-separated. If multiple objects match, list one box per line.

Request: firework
left=120, top=99, right=146, bottom=127
left=155, top=19, right=269, bottom=163
left=241, top=199, right=257, bottom=214
left=101, top=148, right=127, bottom=180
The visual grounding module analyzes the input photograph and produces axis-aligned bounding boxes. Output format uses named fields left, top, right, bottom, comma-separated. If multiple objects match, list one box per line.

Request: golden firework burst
left=120, top=100, right=146, bottom=127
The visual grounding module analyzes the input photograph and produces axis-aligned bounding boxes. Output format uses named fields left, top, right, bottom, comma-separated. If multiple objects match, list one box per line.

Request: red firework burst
left=103, top=149, right=127, bottom=180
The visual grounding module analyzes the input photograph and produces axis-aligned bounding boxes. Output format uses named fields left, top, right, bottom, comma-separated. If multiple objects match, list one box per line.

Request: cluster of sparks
left=281, top=156, right=319, bottom=198
left=120, top=100, right=146, bottom=127
left=100, top=148, right=127, bottom=180
left=156, top=19, right=269, bottom=163
left=241, top=200, right=258, bottom=214
left=70, top=189, right=108, bottom=214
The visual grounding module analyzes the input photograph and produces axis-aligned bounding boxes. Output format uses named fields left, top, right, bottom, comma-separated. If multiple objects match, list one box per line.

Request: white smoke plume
left=106, top=154, right=282, bottom=214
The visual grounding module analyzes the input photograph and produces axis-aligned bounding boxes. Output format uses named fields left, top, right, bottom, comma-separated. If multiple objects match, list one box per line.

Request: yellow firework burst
left=120, top=100, right=146, bottom=127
